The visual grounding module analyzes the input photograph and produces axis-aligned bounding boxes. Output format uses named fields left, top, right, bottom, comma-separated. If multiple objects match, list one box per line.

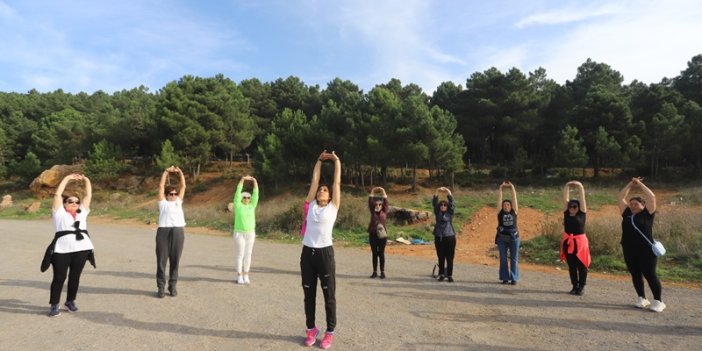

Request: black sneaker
left=509, top=280, right=517, bottom=285
left=169, top=286, right=178, bottom=297
left=49, top=304, right=60, bottom=317
left=369, top=272, right=378, bottom=279
left=380, top=272, right=386, bottom=279
left=157, top=288, right=165, bottom=298
left=569, top=286, right=579, bottom=295
left=575, top=286, right=585, bottom=296
left=447, top=277, right=454, bottom=283
left=437, top=275, right=445, bottom=282
left=64, top=301, right=79, bottom=312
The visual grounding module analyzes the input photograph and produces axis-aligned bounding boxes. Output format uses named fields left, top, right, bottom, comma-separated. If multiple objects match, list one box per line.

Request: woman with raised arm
left=155, top=166, right=187, bottom=298
left=432, top=186, right=456, bottom=282
left=47, top=173, right=94, bottom=317
left=495, top=181, right=520, bottom=285
left=560, top=181, right=591, bottom=295
left=618, top=178, right=665, bottom=312
left=300, top=150, right=341, bottom=349
left=367, top=186, right=389, bottom=279
left=233, top=175, right=259, bottom=284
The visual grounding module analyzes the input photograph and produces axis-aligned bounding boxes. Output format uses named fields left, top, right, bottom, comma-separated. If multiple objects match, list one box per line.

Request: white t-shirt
left=158, top=198, right=186, bottom=227
left=302, top=200, right=338, bottom=248
left=52, top=206, right=94, bottom=254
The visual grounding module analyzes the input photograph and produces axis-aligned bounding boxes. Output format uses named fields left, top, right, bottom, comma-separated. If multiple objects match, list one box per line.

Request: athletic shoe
left=64, top=301, right=79, bottom=312
left=369, top=272, right=378, bottom=278
left=320, top=331, right=334, bottom=349
left=575, top=286, right=584, bottom=295
left=569, top=286, right=578, bottom=295
left=437, top=275, right=445, bottom=282
left=49, top=304, right=60, bottom=317
left=169, top=286, right=178, bottom=297
left=237, top=276, right=245, bottom=284
left=380, top=272, right=386, bottom=279
left=634, top=296, right=651, bottom=309
left=650, top=300, right=666, bottom=312
left=304, top=326, right=319, bottom=347
left=243, top=275, right=250, bottom=284
left=447, top=277, right=454, bottom=283
left=157, top=288, right=165, bottom=298
left=509, top=280, right=517, bottom=285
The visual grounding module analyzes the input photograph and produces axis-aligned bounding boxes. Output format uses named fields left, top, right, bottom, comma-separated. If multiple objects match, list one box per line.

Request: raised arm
left=250, top=176, right=259, bottom=207
left=157, top=167, right=172, bottom=201
left=53, top=174, right=78, bottom=211
left=634, top=178, right=656, bottom=214
left=81, top=176, right=92, bottom=211
left=508, top=182, right=518, bottom=214
left=331, top=151, right=341, bottom=209
left=574, top=181, right=586, bottom=213
left=445, top=187, right=455, bottom=214
left=234, top=176, right=244, bottom=204
left=563, top=182, right=571, bottom=211
left=618, top=179, right=635, bottom=214
left=175, top=167, right=186, bottom=200
left=497, top=183, right=504, bottom=210
left=305, top=151, right=325, bottom=202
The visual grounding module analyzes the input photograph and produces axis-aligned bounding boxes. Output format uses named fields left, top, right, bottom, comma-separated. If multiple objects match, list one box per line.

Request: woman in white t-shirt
left=300, top=150, right=341, bottom=350
left=155, top=166, right=186, bottom=298
left=48, top=173, right=94, bottom=317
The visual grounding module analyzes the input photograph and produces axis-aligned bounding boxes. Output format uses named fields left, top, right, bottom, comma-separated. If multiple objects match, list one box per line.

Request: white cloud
left=515, top=2, right=625, bottom=28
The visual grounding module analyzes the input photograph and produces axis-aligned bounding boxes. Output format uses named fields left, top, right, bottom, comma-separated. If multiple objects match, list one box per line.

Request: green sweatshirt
left=233, top=183, right=259, bottom=234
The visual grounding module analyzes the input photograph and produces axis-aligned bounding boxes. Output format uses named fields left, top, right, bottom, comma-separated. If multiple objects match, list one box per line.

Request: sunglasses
left=167, top=192, right=178, bottom=196
left=569, top=205, right=579, bottom=209
left=242, top=196, right=251, bottom=200
left=65, top=199, right=80, bottom=204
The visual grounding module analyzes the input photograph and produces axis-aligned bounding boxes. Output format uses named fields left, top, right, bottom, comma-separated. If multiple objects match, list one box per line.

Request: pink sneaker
left=304, top=326, right=319, bottom=347
left=320, top=331, right=334, bottom=349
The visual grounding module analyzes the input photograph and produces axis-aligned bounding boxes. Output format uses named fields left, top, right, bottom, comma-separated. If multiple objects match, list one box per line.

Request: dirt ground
left=2, top=217, right=702, bottom=351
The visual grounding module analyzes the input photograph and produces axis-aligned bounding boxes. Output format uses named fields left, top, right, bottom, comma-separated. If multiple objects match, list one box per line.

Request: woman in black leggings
left=560, top=181, right=590, bottom=295
left=367, top=187, right=388, bottom=279
left=432, top=187, right=456, bottom=282
left=618, top=178, right=665, bottom=312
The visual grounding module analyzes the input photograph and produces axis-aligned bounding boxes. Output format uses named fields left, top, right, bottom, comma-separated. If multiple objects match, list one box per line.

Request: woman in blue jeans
left=495, top=181, right=519, bottom=285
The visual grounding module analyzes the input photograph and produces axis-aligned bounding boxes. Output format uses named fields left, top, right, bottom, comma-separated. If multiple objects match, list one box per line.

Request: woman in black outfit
left=432, top=187, right=456, bottom=282
left=618, top=177, right=665, bottom=312
left=560, top=181, right=590, bottom=295
left=368, top=187, right=388, bottom=279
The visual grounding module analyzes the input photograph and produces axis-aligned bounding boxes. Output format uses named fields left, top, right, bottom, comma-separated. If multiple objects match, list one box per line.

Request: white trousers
left=234, top=232, right=256, bottom=273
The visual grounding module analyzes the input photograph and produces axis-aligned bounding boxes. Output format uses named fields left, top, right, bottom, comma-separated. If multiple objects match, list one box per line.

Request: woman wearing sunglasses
left=233, top=175, right=259, bottom=284
left=48, top=173, right=93, bottom=317
left=155, top=166, right=186, bottom=298
left=367, top=186, right=388, bottom=279
left=496, top=181, right=520, bottom=285
left=560, top=181, right=590, bottom=295
left=432, top=186, right=456, bottom=282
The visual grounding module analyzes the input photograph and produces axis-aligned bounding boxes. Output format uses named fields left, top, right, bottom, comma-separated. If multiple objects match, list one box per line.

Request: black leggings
left=369, top=235, right=387, bottom=272
left=300, top=245, right=336, bottom=332
left=563, top=241, right=588, bottom=287
left=50, top=250, right=90, bottom=305
left=622, top=245, right=662, bottom=301
left=434, top=236, right=456, bottom=277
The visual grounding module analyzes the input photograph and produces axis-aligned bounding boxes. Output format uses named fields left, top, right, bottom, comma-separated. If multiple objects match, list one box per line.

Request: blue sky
left=1, top=0, right=700, bottom=95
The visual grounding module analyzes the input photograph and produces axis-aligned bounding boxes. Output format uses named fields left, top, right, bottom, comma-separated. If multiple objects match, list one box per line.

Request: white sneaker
left=243, top=275, right=250, bottom=284
left=650, top=300, right=666, bottom=312
left=634, top=296, right=651, bottom=309
left=236, top=275, right=244, bottom=284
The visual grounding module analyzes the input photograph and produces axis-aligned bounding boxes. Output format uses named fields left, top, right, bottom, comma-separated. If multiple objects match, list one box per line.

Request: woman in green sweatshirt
left=233, top=175, right=259, bottom=284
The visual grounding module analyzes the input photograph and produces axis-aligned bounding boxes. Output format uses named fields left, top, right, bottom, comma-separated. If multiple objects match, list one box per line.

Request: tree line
left=1, top=55, right=701, bottom=188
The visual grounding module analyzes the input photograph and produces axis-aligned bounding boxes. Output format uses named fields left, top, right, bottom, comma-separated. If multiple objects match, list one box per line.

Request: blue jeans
left=497, top=236, right=520, bottom=282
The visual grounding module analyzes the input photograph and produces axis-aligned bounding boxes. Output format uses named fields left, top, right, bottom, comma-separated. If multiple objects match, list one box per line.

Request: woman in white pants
left=233, top=175, right=259, bottom=284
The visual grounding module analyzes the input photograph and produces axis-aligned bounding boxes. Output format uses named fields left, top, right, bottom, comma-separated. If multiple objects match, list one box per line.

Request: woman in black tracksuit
left=618, top=177, right=665, bottom=312
left=432, top=187, right=456, bottom=282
